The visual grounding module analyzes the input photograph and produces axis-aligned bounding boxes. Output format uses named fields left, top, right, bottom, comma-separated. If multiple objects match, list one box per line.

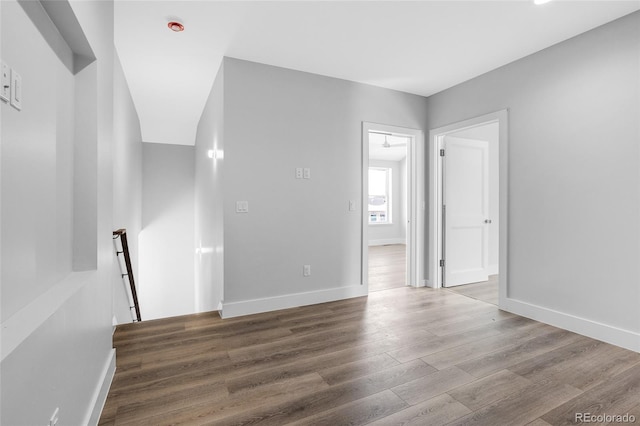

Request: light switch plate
left=0, top=62, right=9, bottom=103
left=303, top=168, right=311, bottom=179
left=10, top=69, right=21, bottom=110
left=236, top=201, right=249, bottom=213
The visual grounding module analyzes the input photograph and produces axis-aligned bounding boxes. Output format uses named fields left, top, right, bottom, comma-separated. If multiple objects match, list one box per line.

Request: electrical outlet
left=303, top=168, right=311, bottom=179
left=295, top=168, right=303, bottom=179
left=303, top=265, right=311, bottom=277
left=49, top=407, right=59, bottom=426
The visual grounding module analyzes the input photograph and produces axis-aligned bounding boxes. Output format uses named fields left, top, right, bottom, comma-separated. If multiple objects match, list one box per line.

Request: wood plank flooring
left=368, top=244, right=406, bottom=292
left=445, top=275, right=499, bottom=305
left=99, top=287, right=640, bottom=425
left=368, top=244, right=498, bottom=306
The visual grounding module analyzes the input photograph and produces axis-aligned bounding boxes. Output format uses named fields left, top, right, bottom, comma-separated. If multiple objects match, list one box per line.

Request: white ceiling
left=114, top=1, right=640, bottom=146
left=369, top=133, right=408, bottom=162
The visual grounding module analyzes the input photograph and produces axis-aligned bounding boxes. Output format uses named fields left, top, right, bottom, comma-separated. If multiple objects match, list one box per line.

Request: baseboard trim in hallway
left=221, top=285, right=368, bottom=319
left=87, top=348, right=116, bottom=426
left=503, top=297, right=640, bottom=353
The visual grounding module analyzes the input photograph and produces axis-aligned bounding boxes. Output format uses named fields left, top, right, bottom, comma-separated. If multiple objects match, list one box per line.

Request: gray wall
left=1, top=0, right=75, bottom=321
left=1, top=0, right=118, bottom=423
left=427, top=12, right=640, bottom=340
left=220, top=57, right=428, bottom=310
left=140, top=143, right=196, bottom=320
left=112, top=52, right=143, bottom=324
left=194, top=62, right=225, bottom=313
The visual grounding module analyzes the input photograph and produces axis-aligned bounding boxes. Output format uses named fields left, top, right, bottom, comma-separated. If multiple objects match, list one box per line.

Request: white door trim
left=362, top=122, right=425, bottom=289
left=428, top=110, right=508, bottom=306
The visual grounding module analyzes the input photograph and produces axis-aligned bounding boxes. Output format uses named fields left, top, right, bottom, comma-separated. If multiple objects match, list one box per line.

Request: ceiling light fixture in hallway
left=167, top=21, right=184, bottom=32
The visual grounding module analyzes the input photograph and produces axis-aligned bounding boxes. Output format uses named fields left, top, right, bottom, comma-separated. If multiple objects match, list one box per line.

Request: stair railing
left=113, top=229, right=142, bottom=322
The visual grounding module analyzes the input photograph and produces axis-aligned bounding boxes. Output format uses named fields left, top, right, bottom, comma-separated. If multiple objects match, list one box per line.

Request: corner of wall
left=193, top=58, right=226, bottom=315
left=1, top=0, right=118, bottom=423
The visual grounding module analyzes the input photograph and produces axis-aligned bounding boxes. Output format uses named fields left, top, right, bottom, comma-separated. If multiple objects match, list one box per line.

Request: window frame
left=368, top=166, right=392, bottom=225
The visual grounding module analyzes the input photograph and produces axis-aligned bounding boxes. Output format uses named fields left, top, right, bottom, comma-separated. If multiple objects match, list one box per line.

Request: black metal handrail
left=113, top=229, right=142, bottom=322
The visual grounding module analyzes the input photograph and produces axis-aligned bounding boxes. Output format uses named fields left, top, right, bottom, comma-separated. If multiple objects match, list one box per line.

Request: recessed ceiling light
left=167, top=21, right=184, bottom=32
left=534, top=0, right=553, bottom=4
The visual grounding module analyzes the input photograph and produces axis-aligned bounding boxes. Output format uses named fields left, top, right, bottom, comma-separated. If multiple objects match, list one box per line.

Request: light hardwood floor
left=445, top=275, right=499, bottom=306
left=100, top=286, right=640, bottom=425
left=368, top=244, right=406, bottom=292
left=368, top=244, right=499, bottom=306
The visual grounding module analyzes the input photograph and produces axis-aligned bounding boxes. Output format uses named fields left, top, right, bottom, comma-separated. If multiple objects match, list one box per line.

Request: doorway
left=428, top=111, right=508, bottom=307
left=368, top=133, right=408, bottom=291
left=362, top=123, right=425, bottom=292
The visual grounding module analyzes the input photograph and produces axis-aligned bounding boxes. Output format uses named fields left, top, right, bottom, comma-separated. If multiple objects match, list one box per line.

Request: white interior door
left=443, top=136, right=489, bottom=287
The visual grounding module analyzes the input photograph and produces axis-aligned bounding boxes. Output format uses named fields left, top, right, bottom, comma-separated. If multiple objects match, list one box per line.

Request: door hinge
left=440, top=149, right=445, bottom=157
left=439, top=259, right=445, bottom=267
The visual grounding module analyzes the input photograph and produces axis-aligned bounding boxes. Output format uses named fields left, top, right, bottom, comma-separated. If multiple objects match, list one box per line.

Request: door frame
left=428, top=110, right=508, bottom=306
left=362, top=122, right=425, bottom=289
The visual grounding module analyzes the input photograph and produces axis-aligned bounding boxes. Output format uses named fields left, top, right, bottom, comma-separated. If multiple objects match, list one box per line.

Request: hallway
left=100, top=286, right=640, bottom=425
left=368, top=244, right=407, bottom=292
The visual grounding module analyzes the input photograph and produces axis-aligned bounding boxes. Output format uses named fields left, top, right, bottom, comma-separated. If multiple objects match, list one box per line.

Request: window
left=368, top=167, right=392, bottom=224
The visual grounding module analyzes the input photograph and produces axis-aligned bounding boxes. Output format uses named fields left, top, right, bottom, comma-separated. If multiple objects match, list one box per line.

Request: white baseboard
left=368, top=238, right=406, bottom=247
left=86, top=348, right=116, bottom=426
left=488, top=264, right=499, bottom=276
left=221, top=285, right=368, bottom=319
left=503, top=298, right=640, bottom=353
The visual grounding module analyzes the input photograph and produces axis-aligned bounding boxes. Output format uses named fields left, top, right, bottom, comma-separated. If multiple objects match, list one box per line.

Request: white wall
left=448, top=123, right=499, bottom=275
left=218, top=57, right=428, bottom=316
left=194, top=63, right=225, bottom=313
left=368, top=159, right=407, bottom=246
left=1, top=0, right=117, bottom=423
left=139, top=143, right=196, bottom=320
left=426, top=11, right=640, bottom=350
left=1, top=0, right=74, bottom=321
left=112, top=52, right=142, bottom=324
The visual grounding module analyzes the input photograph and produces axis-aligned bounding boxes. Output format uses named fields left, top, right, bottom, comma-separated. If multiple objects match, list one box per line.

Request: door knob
left=484, top=219, right=492, bottom=224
